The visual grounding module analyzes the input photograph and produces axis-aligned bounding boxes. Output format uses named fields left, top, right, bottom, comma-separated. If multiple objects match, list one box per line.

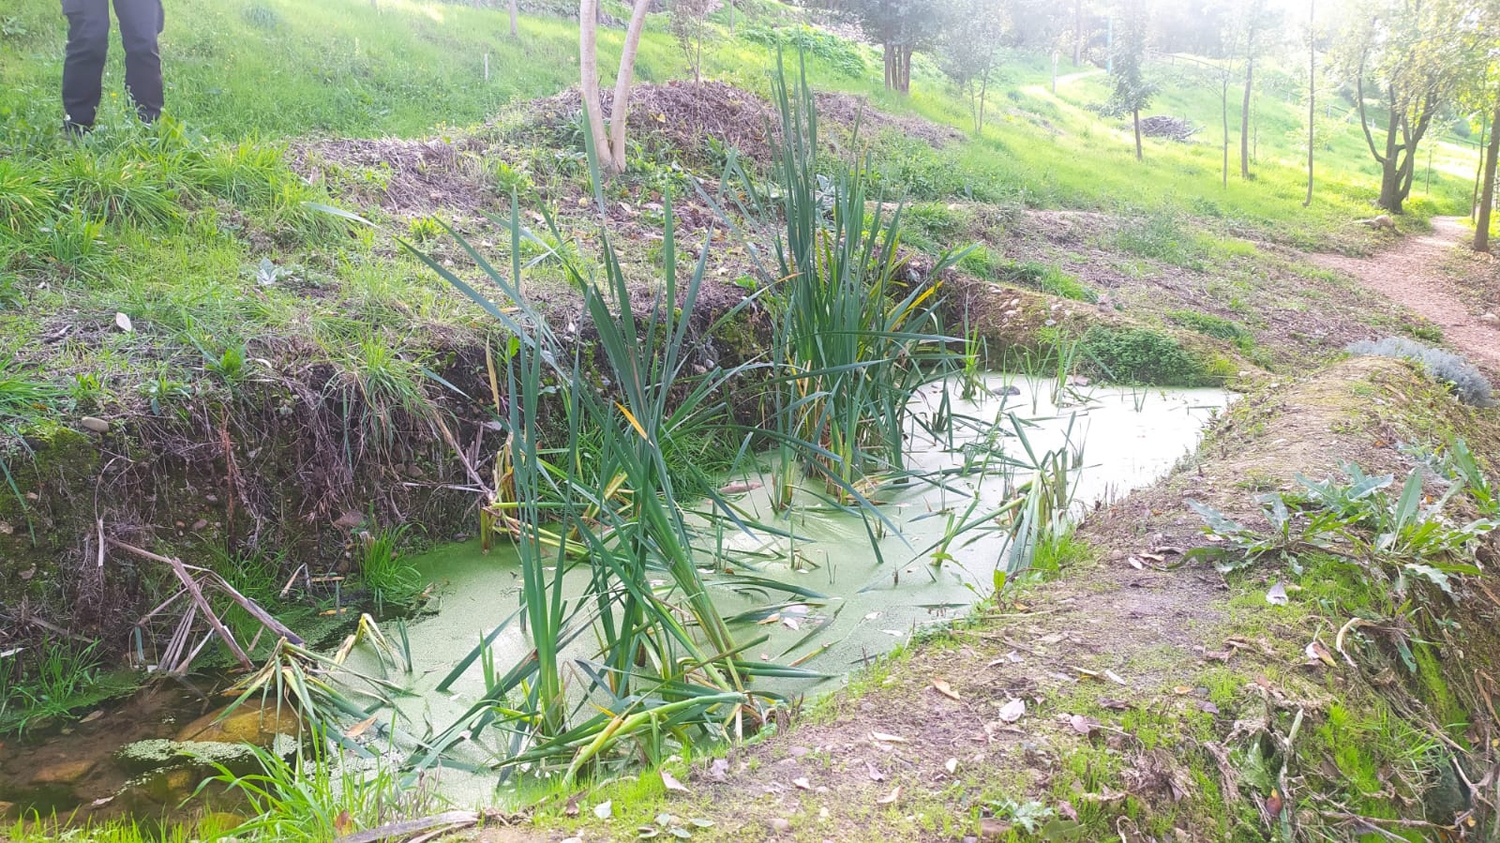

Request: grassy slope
left=0, top=0, right=1480, bottom=407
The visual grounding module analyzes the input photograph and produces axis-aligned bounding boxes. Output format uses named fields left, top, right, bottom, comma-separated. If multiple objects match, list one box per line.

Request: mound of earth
left=291, top=135, right=497, bottom=214
left=814, top=91, right=965, bottom=148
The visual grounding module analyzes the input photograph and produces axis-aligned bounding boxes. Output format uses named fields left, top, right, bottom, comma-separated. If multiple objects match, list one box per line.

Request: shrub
left=1346, top=337, right=1494, bottom=407
left=1078, top=327, right=1212, bottom=386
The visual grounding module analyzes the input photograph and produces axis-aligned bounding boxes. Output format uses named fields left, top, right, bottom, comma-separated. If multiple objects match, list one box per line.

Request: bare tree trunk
left=1303, top=0, right=1313, bottom=207
left=1133, top=107, right=1142, bottom=161
left=1473, top=119, right=1488, bottom=220
left=1221, top=74, right=1228, bottom=188
left=978, top=69, right=989, bottom=134
left=1378, top=109, right=1405, bottom=213
left=607, top=0, right=652, bottom=173
left=579, top=0, right=611, bottom=170
left=1475, top=89, right=1500, bottom=252
left=509, top=0, right=519, bottom=37
left=1239, top=21, right=1255, bottom=179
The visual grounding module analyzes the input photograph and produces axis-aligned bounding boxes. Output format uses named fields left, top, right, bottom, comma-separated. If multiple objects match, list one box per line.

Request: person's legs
left=61, top=0, right=111, bottom=130
left=113, top=0, right=163, bottom=123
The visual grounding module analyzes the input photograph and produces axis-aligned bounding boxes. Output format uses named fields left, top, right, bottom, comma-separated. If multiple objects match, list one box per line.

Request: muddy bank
left=504, top=356, right=1500, bottom=841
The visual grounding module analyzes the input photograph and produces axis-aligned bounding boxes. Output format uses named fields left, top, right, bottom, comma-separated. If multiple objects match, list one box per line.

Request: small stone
left=1482, top=313, right=1498, bottom=324
left=770, top=818, right=792, bottom=834
left=174, top=521, right=185, bottom=528
left=80, top=416, right=109, bottom=433
left=32, top=758, right=95, bottom=785
left=205, top=494, right=218, bottom=503
left=191, top=519, right=208, bottom=531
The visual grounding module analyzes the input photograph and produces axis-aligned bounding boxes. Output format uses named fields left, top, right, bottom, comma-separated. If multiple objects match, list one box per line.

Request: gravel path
left=1312, top=216, right=1500, bottom=369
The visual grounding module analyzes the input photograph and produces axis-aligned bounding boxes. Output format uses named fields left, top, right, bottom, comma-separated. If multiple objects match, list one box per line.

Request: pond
left=344, top=375, right=1231, bottom=806
left=0, top=375, right=1231, bottom=824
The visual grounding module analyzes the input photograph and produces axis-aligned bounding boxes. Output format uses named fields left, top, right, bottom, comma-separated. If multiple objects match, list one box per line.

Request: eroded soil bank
left=469, top=356, right=1500, bottom=842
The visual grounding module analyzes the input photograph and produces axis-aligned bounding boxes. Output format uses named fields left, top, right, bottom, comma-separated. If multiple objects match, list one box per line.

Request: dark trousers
left=61, top=0, right=164, bottom=128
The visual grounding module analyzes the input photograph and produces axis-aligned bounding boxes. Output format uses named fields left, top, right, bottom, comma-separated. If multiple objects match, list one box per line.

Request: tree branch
left=1355, top=52, right=1387, bottom=165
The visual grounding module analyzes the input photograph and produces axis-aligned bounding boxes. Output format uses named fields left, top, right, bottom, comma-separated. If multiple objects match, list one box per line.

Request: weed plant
left=196, top=743, right=438, bottom=842
left=0, top=641, right=134, bottom=735
left=1188, top=454, right=1498, bottom=594
left=357, top=527, right=423, bottom=612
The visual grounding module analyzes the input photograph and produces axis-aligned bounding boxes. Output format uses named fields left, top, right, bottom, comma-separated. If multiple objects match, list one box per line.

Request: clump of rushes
left=719, top=51, right=967, bottom=511
left=395, top=181, right=821, bottom=781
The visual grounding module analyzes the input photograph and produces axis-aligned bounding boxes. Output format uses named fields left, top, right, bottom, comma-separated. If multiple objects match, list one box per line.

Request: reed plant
left=717, top=53, right=969, bottom=512
left=397, top=188, right=811, bottom=785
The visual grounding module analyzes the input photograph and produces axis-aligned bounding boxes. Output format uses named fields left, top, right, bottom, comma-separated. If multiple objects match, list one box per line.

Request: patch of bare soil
left=813, top=92, right=965, bottom=149
left=1311, top=216, right=1500, bottom=373
left=291, top=135, right=499, bottom=214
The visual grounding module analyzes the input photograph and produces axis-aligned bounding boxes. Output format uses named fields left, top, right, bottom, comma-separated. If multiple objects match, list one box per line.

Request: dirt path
left=1312, top=216, right=1500, bottom=369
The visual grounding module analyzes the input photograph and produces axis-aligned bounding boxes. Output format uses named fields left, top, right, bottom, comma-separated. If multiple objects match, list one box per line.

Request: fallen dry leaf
left=1098, top=697, right=1131, bottom=711
left=1266, top=581, right=1289, bottom=605
left=932, top=677, right=961, bottom=701
left=594, top=800, right=613, bottom=820
left=1305, top=639, right=1336, bottom=668
left=866, top=761, right=885, bottom=781
left=944, top=757, right=958, bottom=774
left=343, top=715, right=378, bottom=739
left=792, top=777, right=811, bottom=791
left=876, top=786, right=902, bottom=805
left=1068, top=714, right=1099, bottom=735
left=661, top=770, right=690, bottom=794
left=1103, top=669, right=1127, bottom=685
left=114, top=312, right=133, bottom=332
left=998, top=698, right=1025, bottom=722
left=1058, top=800, right=1079, bottom=821
left=870, top=731, right=907, bottom=743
